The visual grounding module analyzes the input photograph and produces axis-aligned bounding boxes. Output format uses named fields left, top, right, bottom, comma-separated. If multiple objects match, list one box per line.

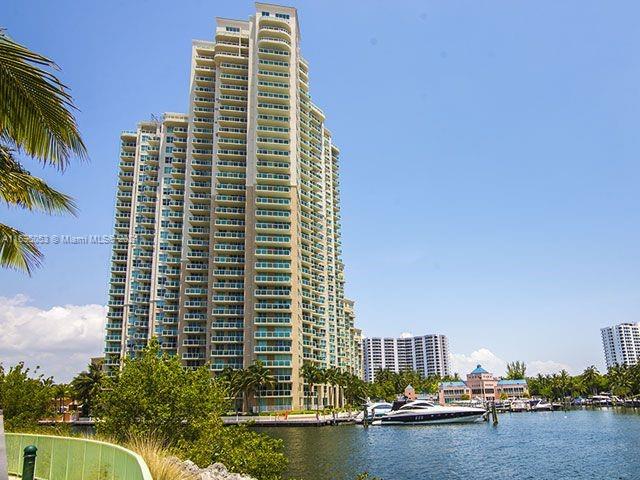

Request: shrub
left=0, top=363, right=54, bottom=430
left=96, top=341, right=288, bottom=480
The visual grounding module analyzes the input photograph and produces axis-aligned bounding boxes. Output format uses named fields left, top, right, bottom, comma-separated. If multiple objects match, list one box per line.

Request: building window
left=276, top=13, right=290, bottom=19
left=262, top=11, right=270, bottom=16
left=226, top=26, right=240, bottom=32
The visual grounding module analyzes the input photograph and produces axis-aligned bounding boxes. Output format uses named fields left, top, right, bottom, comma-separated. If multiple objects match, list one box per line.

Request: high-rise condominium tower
left=601, top=322, right=640, bottom=368
left=362, top=334, right=450, bottom=382
left=105, top=3, right=359, bottom=411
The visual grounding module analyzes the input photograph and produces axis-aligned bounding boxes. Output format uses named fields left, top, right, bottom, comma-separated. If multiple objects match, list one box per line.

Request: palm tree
left=608, top=365, right=632, bottom=398
left=247, top=360, right=275, bottom=414
left=70, top=362, right=103, bottom=417
left=52, top=383, right=69, bottom=415
left=580, top=366, right=601, bottom=396
left=631, top=364, right=640, bottom=396
left=550, top=370, right=572, bottom=402
left=0, top=31, right=87, bottom=274
left=218, top=366, right=245, bottom=412
left=300, top=362, right=321, bottom=411
left=315, top=367, right=328, bottom=411
left=237, top=369, right=256, bottom=414
left=324, top=367, right=340, bottom=408
left=342, top=372, right=368, bottom=407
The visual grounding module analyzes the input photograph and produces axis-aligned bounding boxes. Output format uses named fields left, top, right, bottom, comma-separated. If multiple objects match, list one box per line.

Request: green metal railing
left=5, top=433, right=153, bottom=480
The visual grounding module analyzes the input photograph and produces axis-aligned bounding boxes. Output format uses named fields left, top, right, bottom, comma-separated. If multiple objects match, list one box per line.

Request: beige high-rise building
left=104, top=3, right=358, bottom=411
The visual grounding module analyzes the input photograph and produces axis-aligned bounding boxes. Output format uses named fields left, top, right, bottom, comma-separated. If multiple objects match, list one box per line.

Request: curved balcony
left=257, top=34, right=291, bottom=49
left=259, top=19, right=292, bottom=37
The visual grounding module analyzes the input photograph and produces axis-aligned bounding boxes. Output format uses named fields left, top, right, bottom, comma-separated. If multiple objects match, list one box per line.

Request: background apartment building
left=601, top=322, right=640, bottom=368
left=105, top=3, right=359, bottom=411
left=362, top=333, right=450, bottom=382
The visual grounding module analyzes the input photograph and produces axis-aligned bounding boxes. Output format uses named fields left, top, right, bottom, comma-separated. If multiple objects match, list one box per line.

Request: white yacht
left=531, top=400, right=553, bottom=411
left=510, top=399, right=529, bottom=412
left=355, top=402, right=393, bottom=424
left=590, top=395, right=612, bottom=406
left=371, top=400, right=486, bottom=425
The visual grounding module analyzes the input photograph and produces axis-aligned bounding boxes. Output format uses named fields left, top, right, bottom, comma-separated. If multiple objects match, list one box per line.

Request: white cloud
left=451, top=347, right=575, bottom=377
left=528, top=360, right=572, bottom=376
left=0, top=295, right=106, bottom=382
left=451, top=348, right=507, bottom=377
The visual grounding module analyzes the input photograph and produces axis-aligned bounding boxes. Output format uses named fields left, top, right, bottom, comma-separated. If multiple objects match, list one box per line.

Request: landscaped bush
left=95, top=340, right=288, bottom=480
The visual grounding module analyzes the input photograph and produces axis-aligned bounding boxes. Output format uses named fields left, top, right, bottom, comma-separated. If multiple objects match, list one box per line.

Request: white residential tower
left=362, top=333, right=450, bottom=382
left=601, top=322, right=640, bottom=368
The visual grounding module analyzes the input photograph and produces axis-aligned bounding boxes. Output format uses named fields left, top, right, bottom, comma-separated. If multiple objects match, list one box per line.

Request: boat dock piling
left=491, top=402, right=499, bottom=425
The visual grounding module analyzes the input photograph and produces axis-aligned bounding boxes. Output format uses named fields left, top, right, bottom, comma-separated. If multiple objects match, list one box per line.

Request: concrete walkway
left=222, top=411, right=357, bottom=426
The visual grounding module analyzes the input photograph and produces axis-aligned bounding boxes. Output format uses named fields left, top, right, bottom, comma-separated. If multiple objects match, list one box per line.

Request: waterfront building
left=362, top=333, right=450, bottom=382
left=438, top=364, right=528, bottom=404
left=104, top=3, right=358, bottom=411
left=601, top=322, right=640, bottom=368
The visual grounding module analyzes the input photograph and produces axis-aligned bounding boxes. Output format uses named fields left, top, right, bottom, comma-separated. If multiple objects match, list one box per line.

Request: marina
left=258, top=408, right=640, bottom=479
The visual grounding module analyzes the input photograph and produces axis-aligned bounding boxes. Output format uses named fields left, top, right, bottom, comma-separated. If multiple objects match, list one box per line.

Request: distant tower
left=601, top=322, right=640, bottom=368
left=362, top=333, right=450, bottom=382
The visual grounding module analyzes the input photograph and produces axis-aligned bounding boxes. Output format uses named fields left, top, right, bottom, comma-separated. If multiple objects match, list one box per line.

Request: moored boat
left=590, top=395, right=612, bottom=406
left=372, top=400, right=486, bottom=425
left=531, top=400, right=553, bottom=411
left=355, top=402, right=393, bottom=424
left=510, top=399, right=528, bottom=412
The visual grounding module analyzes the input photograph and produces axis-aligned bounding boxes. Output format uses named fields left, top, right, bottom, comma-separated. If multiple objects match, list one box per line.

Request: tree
left=421, top=375, right=441, bottom=395
left=551, top=370, right=572, bottom=401
left=0, top=32, right=87, bottom=274
left=608, top=365, right=632, bottom=398
left=371, top=369, right=399, bottom=402
left=218, top=366, right=245, bottom=412
left=506, top=361, right=527, bottom=380
left=185, top=425, right=288, bottom=480
left=0, top=362, right=54, bottom=430
left=324, top=367, right=340, bottom=408
left=247, top=360, right=275, bottom=414
left=96, top=340, right=227, bottom=444
left=314, top=367, right=327, bottom=410
left=580, top=366, right=601, bottom=396
left=300, top=362, right=321, bottom=411
left=96, top=341, right=288, bottom=479
left=52, top=383, right=69, bottom=415
left=70, top=361, right=103, bottom=417
left=342, top=372, right=368, bottom=407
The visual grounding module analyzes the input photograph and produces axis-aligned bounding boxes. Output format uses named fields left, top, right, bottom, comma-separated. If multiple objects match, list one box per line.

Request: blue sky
left=2, top=0, right=640, bottom=378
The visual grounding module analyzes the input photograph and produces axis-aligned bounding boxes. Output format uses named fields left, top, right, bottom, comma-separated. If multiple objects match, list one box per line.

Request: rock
left=171, top=458, right=257, bottom=480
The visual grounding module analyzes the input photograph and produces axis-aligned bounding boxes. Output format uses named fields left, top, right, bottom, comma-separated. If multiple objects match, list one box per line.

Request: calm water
left=258, top=409, right=640, bottom=480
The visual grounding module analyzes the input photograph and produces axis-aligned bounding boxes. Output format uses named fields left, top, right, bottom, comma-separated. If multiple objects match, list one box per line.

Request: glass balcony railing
left=5, top=434, right=152, bottom=480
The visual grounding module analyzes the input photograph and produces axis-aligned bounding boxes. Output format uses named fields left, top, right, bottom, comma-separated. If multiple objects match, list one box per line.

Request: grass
left=125, top=436, right=198, bottom=480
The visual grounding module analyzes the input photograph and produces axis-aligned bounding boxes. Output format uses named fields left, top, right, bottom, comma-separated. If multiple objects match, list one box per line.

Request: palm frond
left=0, top=223, right=42, bottom=275
left=0, top=32, right=87, bottom=168
left=0, top=146, right=77, bottom=214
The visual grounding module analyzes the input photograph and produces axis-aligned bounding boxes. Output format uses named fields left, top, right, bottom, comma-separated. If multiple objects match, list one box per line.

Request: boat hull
left=372, top=410, right=486, bottom=425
